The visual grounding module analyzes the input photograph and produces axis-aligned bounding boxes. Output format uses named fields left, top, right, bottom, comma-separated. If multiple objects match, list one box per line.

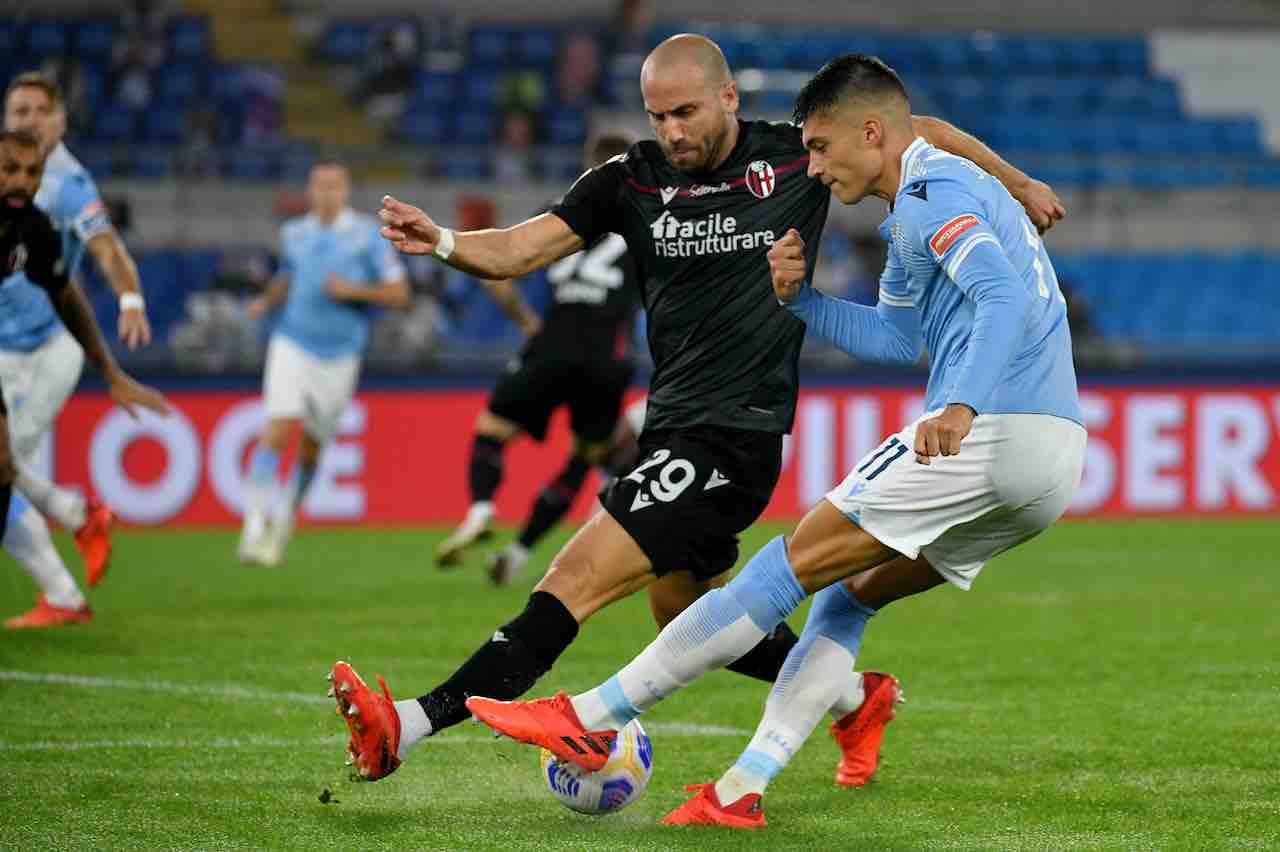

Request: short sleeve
left=549, top=159, right=627, bottom=245
left=58, top=173, right=113, bottom=244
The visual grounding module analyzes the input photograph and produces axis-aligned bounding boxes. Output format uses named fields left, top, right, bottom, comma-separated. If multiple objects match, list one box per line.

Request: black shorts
left=488, top=353, right=632, bottom=443
left=601, top=426, right=783, bottom=581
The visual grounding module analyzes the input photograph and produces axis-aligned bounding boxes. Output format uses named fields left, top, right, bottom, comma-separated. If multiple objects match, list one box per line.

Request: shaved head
left=641, top=33, right=731, bottom=91
left=639, top=34, right=740, bottom=175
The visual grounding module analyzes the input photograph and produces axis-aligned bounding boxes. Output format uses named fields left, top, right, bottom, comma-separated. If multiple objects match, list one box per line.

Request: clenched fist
left=913, top=403, right=975, bottom=465
left=768, top=228, right=807, bottom=303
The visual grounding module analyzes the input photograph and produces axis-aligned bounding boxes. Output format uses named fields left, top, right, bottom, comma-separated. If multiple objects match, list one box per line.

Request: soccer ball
left=540, top=719, right=653, bottom=815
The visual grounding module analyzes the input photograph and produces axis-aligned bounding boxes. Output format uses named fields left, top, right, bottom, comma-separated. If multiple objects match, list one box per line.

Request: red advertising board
left=43, top=385, right=1280, bottom=526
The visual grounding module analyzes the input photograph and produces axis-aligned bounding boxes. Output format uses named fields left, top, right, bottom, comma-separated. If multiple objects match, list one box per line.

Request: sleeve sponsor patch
left=928, top=214, right=980, bottom=258
left=72, top=199, right=113, bottom=241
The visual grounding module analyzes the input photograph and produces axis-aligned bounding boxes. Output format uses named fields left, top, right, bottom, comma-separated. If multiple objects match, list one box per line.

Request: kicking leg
left=438, top=410, right=521, bottom=567
left=333, top=509, right=655, bottom=780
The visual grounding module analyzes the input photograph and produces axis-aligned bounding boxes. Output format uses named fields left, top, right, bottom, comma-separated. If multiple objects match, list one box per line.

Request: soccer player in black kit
left=330, top=35, right=1066, bottom=783
left=0, top=130, right=167, bottom=543
left=436, top=132, right=641, bottom=587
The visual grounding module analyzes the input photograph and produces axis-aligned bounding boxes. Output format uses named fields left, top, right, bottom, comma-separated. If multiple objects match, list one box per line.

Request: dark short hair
left=0, top=129, right=41, bottom=149
left=588, top=131, right=633, bottom=168
left=4, top=72, right=63, bottom=108
left=792, top=54, right=908, bottom=126
left=311, top=157, right=348, bottom=172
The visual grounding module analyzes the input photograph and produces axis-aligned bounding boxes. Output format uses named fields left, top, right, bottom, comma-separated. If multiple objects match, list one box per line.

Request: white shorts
left=0, top=329, right=85, bottom=460
left=263, top=335, right=360, bottom=443
left=826, top=410, right=1087, bottom=590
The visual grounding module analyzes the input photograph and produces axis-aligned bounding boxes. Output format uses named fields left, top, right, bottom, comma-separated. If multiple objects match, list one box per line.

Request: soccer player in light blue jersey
left=2, top=73, right=154, bottom=628
left=240, top=160, right=409, bottom=565
left=467, top=54, right=1087, bottom=829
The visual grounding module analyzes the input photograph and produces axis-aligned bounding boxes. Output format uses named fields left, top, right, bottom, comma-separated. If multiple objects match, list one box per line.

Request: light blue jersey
left=275, top=209, right=407, bottom=359
left=789, top=137, right=1082, bottom=425
left=0, top=143, right=112, bottom=352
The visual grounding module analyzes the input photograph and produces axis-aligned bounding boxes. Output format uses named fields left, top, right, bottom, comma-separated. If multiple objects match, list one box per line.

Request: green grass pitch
left=1, top=519, right=1276, bottom=851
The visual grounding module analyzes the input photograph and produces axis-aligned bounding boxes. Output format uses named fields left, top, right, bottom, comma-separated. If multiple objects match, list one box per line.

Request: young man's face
left=0, top=140, right=45, bottom=209
left=802, top=107, right=886, bottom=205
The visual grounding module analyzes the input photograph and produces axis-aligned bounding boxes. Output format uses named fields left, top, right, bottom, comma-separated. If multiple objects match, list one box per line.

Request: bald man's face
left=641, top=62, right=738, bottom=175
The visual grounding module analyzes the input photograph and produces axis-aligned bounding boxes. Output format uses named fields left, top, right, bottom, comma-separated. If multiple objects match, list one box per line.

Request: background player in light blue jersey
left=240, top=159, right=409, bottom=565
left=466, top=54, right=1088, bottom=829
left=2, top=73, right=154, bottom=628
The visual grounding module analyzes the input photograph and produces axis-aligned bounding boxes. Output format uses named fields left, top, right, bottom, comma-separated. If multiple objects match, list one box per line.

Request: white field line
left=0, top=669, right=753, bottom=741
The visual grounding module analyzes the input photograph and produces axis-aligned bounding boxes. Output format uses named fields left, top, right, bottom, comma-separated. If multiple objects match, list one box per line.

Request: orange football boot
left=3, top=595, right=92, bottom=629
left=74, top=498, right=115, bottom=587
left=830, top=671, right=903, bottom=786
left=661, top=783, right=767, bottom=829
left=329, top=661, right=402, bottom=781
left=465, top=691, right=616, bottom=772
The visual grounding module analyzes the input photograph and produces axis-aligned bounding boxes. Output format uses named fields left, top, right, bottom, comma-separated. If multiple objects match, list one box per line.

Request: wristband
left=119, top=292, right=145, bottom=311
left=432, top=227, right=455, bottom=261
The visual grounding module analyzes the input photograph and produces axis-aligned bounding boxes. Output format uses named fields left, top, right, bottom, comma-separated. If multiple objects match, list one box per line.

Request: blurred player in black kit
left=0, top=130, right=167, bottom=547
left=436, top=132, right=641, bottom=587
left=328, top=34, right=1065, bottom=782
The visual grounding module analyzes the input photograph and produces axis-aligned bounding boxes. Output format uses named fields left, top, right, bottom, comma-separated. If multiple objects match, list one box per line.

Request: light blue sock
left=245, top=446, right=282, bottom=520
left=573, top=536, right=807, bottom=730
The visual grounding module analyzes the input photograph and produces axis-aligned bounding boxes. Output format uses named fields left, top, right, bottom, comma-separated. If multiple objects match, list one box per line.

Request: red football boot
left=661, top=783, right=766, bottom=829
left=3, top=595, right=92, bottom=629
left=465, top=691, right=616, bottom=772
left=830, top=671, right=903, bottom=787
left=74, top=498, right=115, bottom=588
left=329, top=661, right=401, bottom=781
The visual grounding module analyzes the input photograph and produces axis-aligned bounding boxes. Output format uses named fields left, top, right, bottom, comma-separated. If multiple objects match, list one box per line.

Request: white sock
left=393, top=699, right=432, bottom=760
left=463, top=501, right=494, bottom=530
left=830, top=671, right=866, bottom=720
left=14, top=462, right=87, bottom=530
left=716, top=635, right=857, bottom=803
left=4, top=504, right=85, bottom=609
left=572, top=588, right=768, bottom=731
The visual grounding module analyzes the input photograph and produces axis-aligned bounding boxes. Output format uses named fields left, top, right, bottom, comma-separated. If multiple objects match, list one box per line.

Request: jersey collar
left=312, top=207, right=355, bottom=230
left=898, top=136, right=929, bottom=195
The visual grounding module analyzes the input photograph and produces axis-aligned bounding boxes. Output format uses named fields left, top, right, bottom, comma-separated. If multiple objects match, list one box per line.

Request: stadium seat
left=77, top=147, right=116, bottom=180
left=0, top=20, right=20, bottom=57
left=462, top=70, right=501, bottom=105
left=158, top=65, right=204, bottom=103
left=223, top=149, right=281, bottom=181
left=545, top=108, right=587, bottom=145
left=90, top=105, right=139, bottom=143
left=454, top=109, right=495, bottom=145
left=142, top=108, right=187, bottom=144
left=515, top=28, right=559, bottom=67
left=130, top=147, right=174, bottom=179
left=322, top=21, right=369, bottom=64
left=167, top=16, right=212, bottom=62
left=74, top=18, right=117, bottom=60
left=469, top=27, right=513, bottom=67
left=399, top=111, right=450, bottom=145
left=414, top=71, right=457, bottom=105
left=1245, top=161, right=1280, bottom=188
left=25, top=19, right=69, bottom=58
left=438, top=151, right=491, bottom=181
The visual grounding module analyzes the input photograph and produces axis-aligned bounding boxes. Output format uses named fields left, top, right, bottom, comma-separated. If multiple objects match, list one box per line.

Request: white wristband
left=119, top=292, right=145, bottom=311
left=432, top=227, right=455, bottom=261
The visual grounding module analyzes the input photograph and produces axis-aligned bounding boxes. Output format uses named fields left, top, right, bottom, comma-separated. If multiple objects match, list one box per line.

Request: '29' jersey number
left=546, top=233, right=627, bottom=306
left=624, top=449, right=730, bottom=512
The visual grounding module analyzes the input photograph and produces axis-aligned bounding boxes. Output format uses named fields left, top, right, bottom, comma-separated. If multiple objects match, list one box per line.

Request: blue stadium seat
left=77, top=147, right=116, bottom=179
left=25, top=19, right=69, bottom=58
left=1245, top=161, right=1280, bottom=188
left=157, top=65, right=204, bottom=103
left=514, top=28, right=559, bottom=67
left=142, top=108, right=186, bottom=144
left=208, top=65, right=245, bottom=101
left=0, top=20, right=20, bottom=56
left=453, top=109, right=494, bottom=144
left=1102, top=37, right=1149, bottom=75
left=167, top=16, right=212, bottom=61
left=1211, top=117, right=1263, bottom=155
left=1059, top=39, right=1106, bottom=74
left=545, top=107, right=587, bottom=145
left=223, top=149, right=281, bottom=181
left=90, top=105, right=138, bottom=143
left=468, top=27, right=512, bottom=67
left=322, top=21, right=367, bottom=63
left=75, top=18, right=117, bottom=60
left=414, top=71, right=457, bottom=105
left=438, top=151, right=490, bottom=181
left=462, top=70, right=501, bottom=104
left=129, top=147, right=174, bottom=179
left=399, top=111, right=450, bottom=145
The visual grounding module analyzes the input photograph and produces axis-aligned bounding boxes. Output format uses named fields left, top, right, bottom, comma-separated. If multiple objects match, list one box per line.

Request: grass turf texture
left=1, top=519, right=1276, bottom=851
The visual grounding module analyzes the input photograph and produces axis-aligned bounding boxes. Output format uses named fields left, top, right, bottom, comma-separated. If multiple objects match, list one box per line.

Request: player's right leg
left=437, top=410, right=522, bottom=567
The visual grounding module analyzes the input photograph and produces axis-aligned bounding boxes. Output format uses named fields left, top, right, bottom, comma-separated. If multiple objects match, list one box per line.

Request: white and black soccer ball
left=539, top=719, right=653, bottom=815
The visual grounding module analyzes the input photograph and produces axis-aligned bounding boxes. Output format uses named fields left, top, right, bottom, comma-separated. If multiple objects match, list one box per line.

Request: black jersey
left=551, top=119, right=830, bottom=435
left=525, top=231, right=639, bottom=365
left=1, top=202, right=67, bottom=297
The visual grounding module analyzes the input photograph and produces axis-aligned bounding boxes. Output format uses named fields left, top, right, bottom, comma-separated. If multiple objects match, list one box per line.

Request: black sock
left=725, top=622, right=800, bottom=683
left=0, top=480, right=10, bottom=541
left=468, top=434, right=505, bottom=503
left=518, top=456, right=590, bottom=549
left=417, top=591, right=580, bottom=732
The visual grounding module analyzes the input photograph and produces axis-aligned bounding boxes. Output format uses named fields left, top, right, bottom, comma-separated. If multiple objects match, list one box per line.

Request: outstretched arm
left=912, top=115, right=1066, bottom=233
left=379, top=197, right=584, bottom=280
left=85, top=230, right=152, bottom=349
left=52, top=283, right=169, bottom=418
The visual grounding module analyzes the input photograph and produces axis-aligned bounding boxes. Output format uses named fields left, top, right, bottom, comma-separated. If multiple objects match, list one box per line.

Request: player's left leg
left=241, top=416, right=296, bottom=564
left=263, top=428, right=322, bottom=566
